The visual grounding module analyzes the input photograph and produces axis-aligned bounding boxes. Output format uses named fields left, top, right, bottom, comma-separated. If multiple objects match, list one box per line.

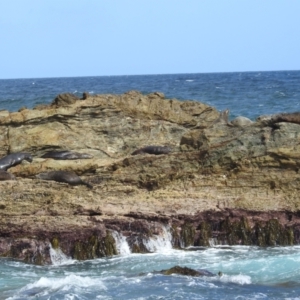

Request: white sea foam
left=218, top=273, right=252, bottom=285
left=208, top=238, right=218, bottom=247
left=111, top=231, right=131, bottom=255
left=21, top=274, right=106, bottom=293
left=185, top=79, right=194, bottom=82
left=143, top=226, right=173, bottom=253
left=49, top=244, right=74, bottom=265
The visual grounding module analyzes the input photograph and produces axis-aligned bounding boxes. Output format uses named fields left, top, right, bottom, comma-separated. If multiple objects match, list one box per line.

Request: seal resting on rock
left=0, top=152, right=33, bottom=170
left=0, top=170, right=16, bottom=181
left=41, top=150, right=93, bottom=160
left=131, top=146, right=172, bottom=156
left=257, top=112, right=300, bottom=126
left=229, top=116, right=253, bottom=127
left=36, top=171, right=93, bottom=189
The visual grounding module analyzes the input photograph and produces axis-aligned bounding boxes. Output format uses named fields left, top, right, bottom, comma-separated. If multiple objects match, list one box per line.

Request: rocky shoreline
left=1, top=91, right=300, bottom=265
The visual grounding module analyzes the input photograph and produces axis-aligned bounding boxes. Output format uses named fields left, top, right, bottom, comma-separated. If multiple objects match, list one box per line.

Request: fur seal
left=257, top=112, right=300, bottom=126
left=36, top=171, right=92, bottom=189
left=229, top=116, right=253, bottom=127
left=41, top=150, right=93, bottom=160
left=0, top=170, right=16, bottom=181
left=131, top=146, right=172, bottom=156
left=0, top=152, right=33, bottom=171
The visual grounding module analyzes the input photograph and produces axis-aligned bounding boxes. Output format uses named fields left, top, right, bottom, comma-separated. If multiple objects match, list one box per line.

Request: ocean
left=1, top=70, right=300, bottom=299
left=1, top=71, right=300, bottom=120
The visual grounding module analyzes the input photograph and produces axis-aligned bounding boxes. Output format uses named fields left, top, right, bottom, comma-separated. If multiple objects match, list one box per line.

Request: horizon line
left=1, top=69, right=299, bottom=80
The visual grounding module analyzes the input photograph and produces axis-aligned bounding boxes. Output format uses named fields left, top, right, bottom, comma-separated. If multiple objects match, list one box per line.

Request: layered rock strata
left=0, top=91, right=300, bottom=264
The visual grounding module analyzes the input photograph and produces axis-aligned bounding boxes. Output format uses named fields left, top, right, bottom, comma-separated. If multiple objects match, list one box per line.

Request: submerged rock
left=159, top=266, right=216, bottom=277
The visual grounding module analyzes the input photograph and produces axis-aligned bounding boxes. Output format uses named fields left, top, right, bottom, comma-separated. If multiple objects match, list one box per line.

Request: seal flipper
left=82, top=181, right=93, bottom=189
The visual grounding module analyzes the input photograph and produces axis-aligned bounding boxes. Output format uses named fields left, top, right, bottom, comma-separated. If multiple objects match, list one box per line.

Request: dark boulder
left=159, top=265, right=216, bottom=277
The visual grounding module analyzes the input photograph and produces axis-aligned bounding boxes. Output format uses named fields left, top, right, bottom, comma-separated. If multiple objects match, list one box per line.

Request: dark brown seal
left=0, top=152, right=33, bottom=171
left=131, top=146, right=172, bottom=156
left=0, top=170, right=16, bottom=181
left=36, top=171, right=92, bottom=188
left=41, top=150, right=93, bottom=160
left=257, top=112, right=300, bottom=126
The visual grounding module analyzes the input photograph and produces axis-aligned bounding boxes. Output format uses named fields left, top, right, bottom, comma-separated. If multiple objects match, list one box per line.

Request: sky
left=1, top=0, right=300, bottom=79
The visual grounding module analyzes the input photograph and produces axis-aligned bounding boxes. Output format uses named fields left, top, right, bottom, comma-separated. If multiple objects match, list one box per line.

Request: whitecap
left=21, top=274, right=107, bottom=292
left=185, top=80, right=194, bottom=82
left=218, top=273, right=252, bottom=285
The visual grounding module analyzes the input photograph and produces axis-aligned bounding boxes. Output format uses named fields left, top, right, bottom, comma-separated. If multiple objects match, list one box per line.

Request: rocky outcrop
left=0, top=91, right=300, bottom=264
left=158, top=266, right=217, bottom=277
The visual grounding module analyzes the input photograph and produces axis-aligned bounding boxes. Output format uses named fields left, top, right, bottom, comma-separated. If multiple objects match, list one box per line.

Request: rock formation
left=0, top=90, right=300, bottom=265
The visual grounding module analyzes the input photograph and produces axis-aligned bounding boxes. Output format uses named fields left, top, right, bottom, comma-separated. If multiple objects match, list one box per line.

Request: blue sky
left=1, top=0, right=300, bottom=79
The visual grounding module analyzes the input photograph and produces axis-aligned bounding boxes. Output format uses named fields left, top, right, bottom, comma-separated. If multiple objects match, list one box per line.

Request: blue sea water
left=2, top=242, right=300, bottom=299
left=1, top=70, right=300, bottom=299
left=1, top=71, right=300, bottom=120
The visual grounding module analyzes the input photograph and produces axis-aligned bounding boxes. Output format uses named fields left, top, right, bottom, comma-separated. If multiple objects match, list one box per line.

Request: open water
left=1, top=71, right=300, bottom=299
left=1, top=71, right=300, bottom=120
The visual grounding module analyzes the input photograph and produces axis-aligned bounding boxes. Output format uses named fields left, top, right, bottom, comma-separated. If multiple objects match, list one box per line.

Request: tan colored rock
left=1, top=91, right=300, bottom=264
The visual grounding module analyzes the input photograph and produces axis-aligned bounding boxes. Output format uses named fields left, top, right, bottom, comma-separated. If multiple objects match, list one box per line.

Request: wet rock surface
left=158, top=265, right=216, bottom=277
left=1, top=91, right=300, bottom=264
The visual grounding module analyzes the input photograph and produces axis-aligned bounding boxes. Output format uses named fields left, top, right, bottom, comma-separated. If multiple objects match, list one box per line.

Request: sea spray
left=143, top=225, right=173, bottom=253
left=12, top=274, right=107, bottom=299
left=49, top=243, right=73, bottom=265
left=208, top=238, right=218, bottom=247
left=111, top=231, right=131, bottom=255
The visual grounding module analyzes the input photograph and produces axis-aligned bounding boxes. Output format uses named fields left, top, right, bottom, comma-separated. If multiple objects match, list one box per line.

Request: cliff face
left=1, top=91, right=300, bottom=264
